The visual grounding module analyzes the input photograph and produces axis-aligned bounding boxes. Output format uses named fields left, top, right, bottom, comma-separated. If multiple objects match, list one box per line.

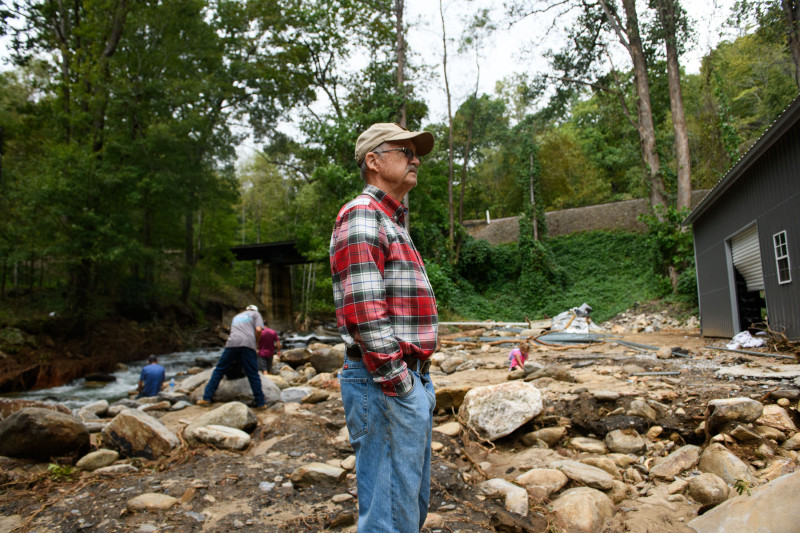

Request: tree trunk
left=657, top=0, right=692, bottom=211
left=439, top=0, right=455, bottom=246
left=620, top=0, right=668, bottom=211
left=781, top=0, right=800, bottom=88
left=530, top=153, right=538, bottom=242
left=181, top=211, right=195, bottom=304
left=395, top=0, right=412, bottom=228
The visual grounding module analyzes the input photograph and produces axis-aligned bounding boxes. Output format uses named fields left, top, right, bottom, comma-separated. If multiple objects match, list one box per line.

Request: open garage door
left=730, top=225, right=764, bottom=291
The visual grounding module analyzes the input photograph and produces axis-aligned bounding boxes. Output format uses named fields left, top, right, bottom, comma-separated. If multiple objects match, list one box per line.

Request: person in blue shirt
left=137, top=355, right=166, bottom=398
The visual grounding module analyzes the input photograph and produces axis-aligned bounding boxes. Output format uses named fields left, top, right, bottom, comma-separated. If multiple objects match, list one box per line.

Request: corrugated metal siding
left=692, top=120, right=800, bottom=339
left=730, top=225, right=764, bottom=291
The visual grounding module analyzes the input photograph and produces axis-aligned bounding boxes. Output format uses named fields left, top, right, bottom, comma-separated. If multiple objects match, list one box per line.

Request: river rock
left=479, top=478, right=528, bottom=516
left=289, top=462, right=346, bottom=486
left=76, top=449, right=119, bottom=471
left=309, top=345, right=343, bottom=373
left=687, top=472, right=729, bottom=507
left=0, top=399, right=72, bottom=420
left=605, top=428, right=646, bottom=454
left=100, top=409, right=179, bottom=459
left=266, top=374, right=290, bottom=390
left=521, top=426, right=566, bottom=447
left=689, top=471, right=800, bottom=533
left=440, top=355, right=466, bottom=374
left=627, top=398, right=657, bottom=420
left=0, top=407, right=89, bottom=460
left=554, top=460, right=614, bottom=490
left=435, top=385, right=471, bottom=410
left=126, top=493, right=178, bottom=512
left=706, top=397, right=763, bottom=435
left=698, top=442, right=757, bottom=485
left=184, top=401, right=257, bottom=444
left=650, top=445, right=700, bottom=480
left=95, top=464, right=139, bottom=475
left=551, top=487, right=615, bottom=533
left=433, top=421, right=461, bottom=437
left=756, top=404, right=798, bottom=433
left=568, top=436, right=608, bottom=454
left=301, top=389, right=330, bottom=404
left=281, top=347, right=312, bottom=367
left=75, top=407, right=100, bottom=422
left=191, top=425, right=251, bottom=451
left=189, top=374, right=282, bottom=405
left=82, top=399, right=110, bottom=417
left=177, top=369, right=213, bottom=393
left=459, top=382, right=543, bottom=441
left=279, top=365, right=304, bottom=385
left=106, top=405, right=133, bottom=417
left=281, top=386, right=313, bottom=403
left=139, top=401, right=171, bottom=412
left=580, top=457, right=622, bottom=479
left=515, top=468, right=569, bottom=501
left=782, top=433, right=800, bottom=450
left=730, top=424, right=761, bottom=441
left=756, top=425, right=787, bottom=442
left=307, top=372, right=338, bottom=390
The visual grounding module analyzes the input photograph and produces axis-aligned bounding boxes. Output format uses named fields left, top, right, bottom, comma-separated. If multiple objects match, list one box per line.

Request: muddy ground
left=1, top=325, right=798, bottom=533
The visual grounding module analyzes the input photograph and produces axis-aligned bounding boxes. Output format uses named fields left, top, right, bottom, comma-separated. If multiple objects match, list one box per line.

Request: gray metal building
left=686, top=94, right=800, bottom=340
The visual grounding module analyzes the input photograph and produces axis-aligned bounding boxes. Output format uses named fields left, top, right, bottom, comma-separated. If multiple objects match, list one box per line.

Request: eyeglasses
left=373, top=147, right=419, bottom=161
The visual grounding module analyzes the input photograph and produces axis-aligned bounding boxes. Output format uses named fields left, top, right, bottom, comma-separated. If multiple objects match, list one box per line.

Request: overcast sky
left=402, top=0, right=740, bottom=124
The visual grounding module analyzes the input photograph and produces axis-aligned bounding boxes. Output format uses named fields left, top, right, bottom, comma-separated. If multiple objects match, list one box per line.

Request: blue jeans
left=340, top=357, right=436, bottom=533
left=203, top=346, right=265, bottom=407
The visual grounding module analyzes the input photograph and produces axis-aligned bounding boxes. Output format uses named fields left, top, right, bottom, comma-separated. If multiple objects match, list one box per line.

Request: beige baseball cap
left=354, top=123, right=434, bottom=165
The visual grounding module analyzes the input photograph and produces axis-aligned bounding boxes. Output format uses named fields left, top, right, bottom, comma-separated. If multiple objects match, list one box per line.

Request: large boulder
left=460, top=382, right=543, bottom=441
left=0, top=407, right=89, bottom=460
left=281, top=347, right=312, bottom=368
left=189, top=374, right=282, bottom=405
left=100, top=409, right=180, bottom=459
left=184, top=401, right=258, bottom=444
left=309, top=344, right=344, bottom=373
left=0, top=399, right=71, bottom=420
left=176, top=369, right=213, bottom=393
left=689, top=471, right=800, bottom=533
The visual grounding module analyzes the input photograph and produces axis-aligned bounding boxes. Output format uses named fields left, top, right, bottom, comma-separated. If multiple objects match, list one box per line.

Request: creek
left=0, top=348, right=223, bottom=410
left=0, top=330, right=342, bottom=409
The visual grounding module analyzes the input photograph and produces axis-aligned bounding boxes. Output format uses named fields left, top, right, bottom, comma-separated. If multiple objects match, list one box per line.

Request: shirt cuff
left=380, top=367, right=413, bottom=397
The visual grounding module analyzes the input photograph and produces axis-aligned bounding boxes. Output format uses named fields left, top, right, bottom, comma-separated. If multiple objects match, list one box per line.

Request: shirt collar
left=362, top=184, right=408, bottom=224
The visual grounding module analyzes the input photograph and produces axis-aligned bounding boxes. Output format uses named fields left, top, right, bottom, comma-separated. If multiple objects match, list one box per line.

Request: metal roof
left=685, top=92, right=800, bottom=225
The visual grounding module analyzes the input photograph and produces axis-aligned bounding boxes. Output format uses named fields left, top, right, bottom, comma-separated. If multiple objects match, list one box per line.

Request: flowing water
left=1, top=330, right=343, bottom=410
left=1, top=348, right=223, bottom=410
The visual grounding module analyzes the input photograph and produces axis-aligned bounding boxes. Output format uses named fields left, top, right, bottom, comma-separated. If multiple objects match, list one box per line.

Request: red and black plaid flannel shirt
left=330, top=185, right=438, bottom=397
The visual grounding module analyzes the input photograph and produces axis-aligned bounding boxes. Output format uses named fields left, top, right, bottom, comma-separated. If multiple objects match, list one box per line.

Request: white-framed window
left=773, top=230, right=791, bottom=284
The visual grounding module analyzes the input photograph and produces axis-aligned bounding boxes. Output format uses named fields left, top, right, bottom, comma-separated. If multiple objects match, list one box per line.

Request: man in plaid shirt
left=330, top=123, right=438, bottom=532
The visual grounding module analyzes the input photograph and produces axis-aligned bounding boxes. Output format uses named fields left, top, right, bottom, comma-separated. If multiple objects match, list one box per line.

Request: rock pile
left=602, top=310, right=700, bottom=333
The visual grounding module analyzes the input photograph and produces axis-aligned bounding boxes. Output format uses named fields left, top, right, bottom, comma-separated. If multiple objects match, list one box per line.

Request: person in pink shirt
left=508, top=342, right=531, bottom=371
left=257, top=324, right=281, bottom=375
